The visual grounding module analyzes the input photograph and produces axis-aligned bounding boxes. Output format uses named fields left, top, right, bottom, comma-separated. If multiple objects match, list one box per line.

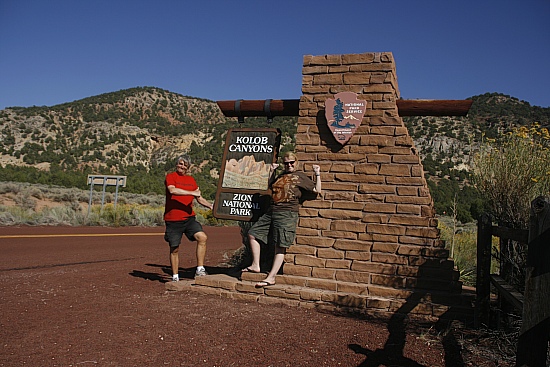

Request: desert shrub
left=471, top=124, right=550, bottom=290
left=14, top=193, right=37, bottom=210
left=471, top=124, right=550, bottom=228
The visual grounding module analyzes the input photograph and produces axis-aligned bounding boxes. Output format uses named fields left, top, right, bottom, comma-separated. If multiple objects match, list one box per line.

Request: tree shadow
left=347, top=259, right=473, bottom=367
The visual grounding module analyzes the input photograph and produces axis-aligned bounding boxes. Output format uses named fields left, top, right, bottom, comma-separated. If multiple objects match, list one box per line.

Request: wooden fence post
left=516, top=196, right=550, bottom=367
left=476, top=213, right=493, bottom=328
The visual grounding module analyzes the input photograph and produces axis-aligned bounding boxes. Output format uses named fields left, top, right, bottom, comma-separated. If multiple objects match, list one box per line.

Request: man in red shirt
left=164, top=155, right=213, bottom=281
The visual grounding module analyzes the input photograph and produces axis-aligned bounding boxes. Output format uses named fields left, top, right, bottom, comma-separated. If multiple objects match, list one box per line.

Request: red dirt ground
left=0, top=225, right=511, bottom=366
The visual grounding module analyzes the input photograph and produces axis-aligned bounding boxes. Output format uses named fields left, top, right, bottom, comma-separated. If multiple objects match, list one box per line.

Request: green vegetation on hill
left=1, top=89, right=549, bottom=223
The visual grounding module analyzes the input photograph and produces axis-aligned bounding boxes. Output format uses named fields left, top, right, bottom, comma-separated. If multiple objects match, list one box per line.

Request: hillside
left=0, top=87, right=297, bottom=199
left=1, top=88, right=549, bottom=221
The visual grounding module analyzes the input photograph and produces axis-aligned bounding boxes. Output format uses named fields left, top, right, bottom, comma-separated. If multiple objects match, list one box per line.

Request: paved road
left=0, top=225, right=243, bottom=276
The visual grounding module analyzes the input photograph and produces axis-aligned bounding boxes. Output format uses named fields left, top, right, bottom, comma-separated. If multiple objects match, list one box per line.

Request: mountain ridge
left=1, top=87, right=549, bottom=219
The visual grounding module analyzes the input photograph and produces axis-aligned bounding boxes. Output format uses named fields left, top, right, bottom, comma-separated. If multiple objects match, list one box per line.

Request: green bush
left=471, top=124, right=550, bottom=228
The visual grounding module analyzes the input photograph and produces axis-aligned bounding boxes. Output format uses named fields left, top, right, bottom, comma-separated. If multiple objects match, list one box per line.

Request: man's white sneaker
left=172, top=274, right=179, bottom=282
left=195, top=268, right=208, bottom=277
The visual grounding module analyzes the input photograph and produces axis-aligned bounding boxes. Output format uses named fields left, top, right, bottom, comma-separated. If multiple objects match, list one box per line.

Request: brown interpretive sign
left=213, top=128, right=281, bottom=221
left=325, top=91, right=366, bottom=144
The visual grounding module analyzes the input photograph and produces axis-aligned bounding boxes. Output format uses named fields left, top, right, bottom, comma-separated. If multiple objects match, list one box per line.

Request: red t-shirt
left=164, top=172, right=198, bottom=221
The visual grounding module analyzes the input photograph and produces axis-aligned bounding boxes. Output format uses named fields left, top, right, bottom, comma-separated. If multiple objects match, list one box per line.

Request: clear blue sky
left=1, top=0, right=549, bottom=110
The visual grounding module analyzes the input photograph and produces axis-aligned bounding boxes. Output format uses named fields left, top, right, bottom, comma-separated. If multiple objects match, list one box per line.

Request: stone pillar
left=286, top=52, right=461, bottom=299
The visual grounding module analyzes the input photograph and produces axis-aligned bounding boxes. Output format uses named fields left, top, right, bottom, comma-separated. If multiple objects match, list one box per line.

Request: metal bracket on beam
left=235, top=99, right=244, bottom=123
left=264, top=99, right=273, bottom=123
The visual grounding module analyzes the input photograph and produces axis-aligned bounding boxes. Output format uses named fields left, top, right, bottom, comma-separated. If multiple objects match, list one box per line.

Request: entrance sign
left=325, top=91, right=366, bottom=144
left=213, top=128, right=281, bottom=221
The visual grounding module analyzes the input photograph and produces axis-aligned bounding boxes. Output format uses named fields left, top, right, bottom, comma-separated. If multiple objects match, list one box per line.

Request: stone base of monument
left=166, top=273, right=475, bottom=324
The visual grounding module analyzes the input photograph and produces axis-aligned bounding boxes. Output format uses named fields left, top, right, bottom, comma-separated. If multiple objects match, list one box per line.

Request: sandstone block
left=405, top=227, right=439, bottom=238
left=367, top=223, right=405, bottom=235
left=287, top=245, right=317, bottom=255
left=335, top=174, right=385, bottom=184
left=371, top=242, right=399, bottom=252
left=299, top=217, right=331, bottom=229
left=337, top=282, right=368, bottom=295
left=354, top=163, right=379, bottom=174
left=345, top=251, right=372, bottom=261
left=396, top=186, right=418, bottom=196
left=335, top=270, right=370, bottom=283
left=333, top=239, right=372, bottom=253
left=307, top=278, right=338, bottom=291
left=371, top=253, right=408, bottom=265
left=360, top=135, right=396, bottom=147
left=295, top=236, right=335, bottom=248
left=367, top=298, right=391, bottom=310
left=283, top=264, right=312, bottom=277
left=299, top=289, right=323, bottom=301
left=319, top=209, right=363, bottom=220
left=342, top=53, right=376, bottom=64
left=332, top=201, right=365, bottom=210
left=361, top=214, right=389, bottom=223
left=307, top=54, right=342, bottom=65
left=331, top=221, right=367, bottom=233
left=396, top=245, right=423, bottom=256
left=317, top=247, right=345, bottom=259
left=323, top=293, right=367, bottom=308
left=314, top=74, right=343, bottom=85
left=295, top=254, right=327, bottom=268
left=371, top=274, right=405, bottom=288
left=303, top=66, right=328, bottom=74
left=302, top=85, right=330, bottom=94
left=343, top=72, right=371, bottom=84
left=379, top=164, right=411, bottom=176
left=365, top=154, right=392, bottom=163
left=351, top=261, right=396, bottom=275
left=312, top=268, right=336, bottom=279
left=265, top=288, right=301, bottom=300
left=326, top=259, right=352, bottom=269
left=392, top=155, right=420, bottom=164
left=322, top=230, right=358, bottom=239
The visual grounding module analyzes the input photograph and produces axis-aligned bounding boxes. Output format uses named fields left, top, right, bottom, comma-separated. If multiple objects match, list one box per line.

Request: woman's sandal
left=241, top=267, right=260, bottom=273
left=255, top=280, right=276, bottom=288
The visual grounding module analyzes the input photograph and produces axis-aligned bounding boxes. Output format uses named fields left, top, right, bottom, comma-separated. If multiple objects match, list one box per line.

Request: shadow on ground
left=129, top=263, right=243, bottom=283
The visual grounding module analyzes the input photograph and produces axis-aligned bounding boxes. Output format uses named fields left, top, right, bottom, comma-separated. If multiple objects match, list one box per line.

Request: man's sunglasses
left=283, top=161, right=296, bottom=166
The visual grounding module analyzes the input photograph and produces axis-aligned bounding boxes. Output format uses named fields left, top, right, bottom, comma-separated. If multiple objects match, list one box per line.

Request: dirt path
left=0, top=225, right=509, bottom=366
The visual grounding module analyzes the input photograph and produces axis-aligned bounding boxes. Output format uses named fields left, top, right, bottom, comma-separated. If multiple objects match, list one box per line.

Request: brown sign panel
left=213, top=128, right=281, bottom=221
left=325, top=92, right=366, bottom=144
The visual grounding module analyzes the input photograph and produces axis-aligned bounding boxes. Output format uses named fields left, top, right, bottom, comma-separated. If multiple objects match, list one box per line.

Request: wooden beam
left=396, top=99, right=473, bottom=116
left=490, top=274, right=524, bottom=312
left=216, top=99, right=472, bottom=118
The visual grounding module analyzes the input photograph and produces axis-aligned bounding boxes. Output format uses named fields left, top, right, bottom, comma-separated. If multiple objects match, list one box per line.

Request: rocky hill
left=0, top=87, right=297, bottom=198
left=1, top=87, right=549, bottom=219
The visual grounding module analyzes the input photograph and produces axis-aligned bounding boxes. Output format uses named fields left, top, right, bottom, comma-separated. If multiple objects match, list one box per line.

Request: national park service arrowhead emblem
left=325, top=92, right=366, bottom=145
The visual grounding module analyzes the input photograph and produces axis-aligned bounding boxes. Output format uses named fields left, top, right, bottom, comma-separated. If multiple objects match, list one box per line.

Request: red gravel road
left=0, top=225, right=507, bottom=367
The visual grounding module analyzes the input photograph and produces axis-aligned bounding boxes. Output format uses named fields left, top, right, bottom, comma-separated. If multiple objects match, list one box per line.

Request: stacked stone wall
left=285, top=52, right=461, bottom=297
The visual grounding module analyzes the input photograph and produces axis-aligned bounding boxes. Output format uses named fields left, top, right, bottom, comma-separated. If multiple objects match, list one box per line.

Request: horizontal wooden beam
left=216, top=99, right=472, bottom=118
left=396, top=99, right=473, bottom=117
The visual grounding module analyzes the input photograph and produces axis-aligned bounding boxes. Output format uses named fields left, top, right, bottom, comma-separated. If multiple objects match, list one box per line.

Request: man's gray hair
left=176, top=155, right=191, bottom=167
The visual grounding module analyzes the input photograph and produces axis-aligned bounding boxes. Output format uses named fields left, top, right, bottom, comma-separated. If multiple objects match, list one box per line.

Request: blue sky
left=1, top=0, right=549, bottom=110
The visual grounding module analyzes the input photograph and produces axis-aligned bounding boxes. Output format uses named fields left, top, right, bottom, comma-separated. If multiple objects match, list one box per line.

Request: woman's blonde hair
left=282, top=152, right=298, bottom=162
